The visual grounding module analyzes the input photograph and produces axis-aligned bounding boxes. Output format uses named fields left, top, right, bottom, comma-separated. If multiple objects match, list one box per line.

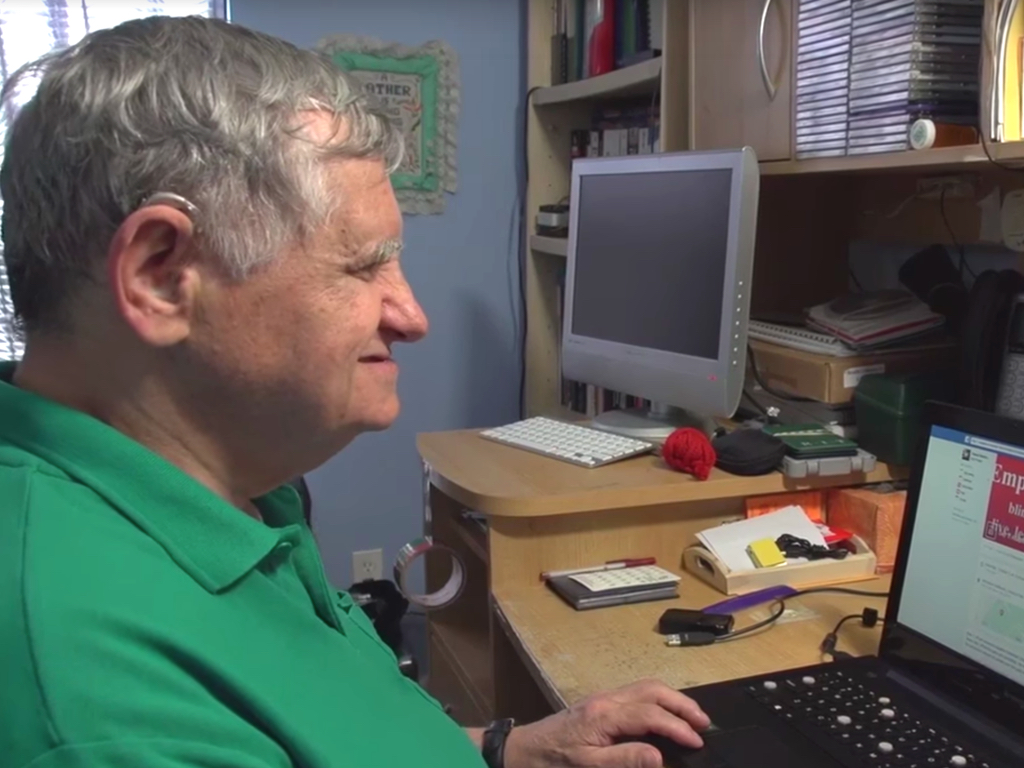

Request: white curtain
left=0, top=0, right=227, bottom=360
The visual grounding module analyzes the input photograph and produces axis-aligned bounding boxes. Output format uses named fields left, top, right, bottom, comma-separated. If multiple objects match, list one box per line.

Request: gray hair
left=1, top=15, right=403, bottom=332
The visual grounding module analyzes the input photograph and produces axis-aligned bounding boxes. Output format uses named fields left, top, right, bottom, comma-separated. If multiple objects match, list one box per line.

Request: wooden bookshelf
left=521, top=0, right=1024, bottom=421
left=532, top=56, right=662, bottom=107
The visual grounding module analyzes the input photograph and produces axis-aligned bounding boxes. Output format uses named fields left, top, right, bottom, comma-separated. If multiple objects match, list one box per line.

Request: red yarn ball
left=662, top=427, right=716, bottom=481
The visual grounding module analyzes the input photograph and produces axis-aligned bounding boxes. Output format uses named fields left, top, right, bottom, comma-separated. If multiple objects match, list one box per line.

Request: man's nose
left=383, top=270, right=428, bottom=343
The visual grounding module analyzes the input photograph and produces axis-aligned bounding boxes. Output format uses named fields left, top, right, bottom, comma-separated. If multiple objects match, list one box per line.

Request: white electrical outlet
left=352, top=548, right=383, bottom=583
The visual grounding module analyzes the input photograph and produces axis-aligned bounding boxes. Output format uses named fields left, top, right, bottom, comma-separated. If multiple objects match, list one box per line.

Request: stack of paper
left=696, top=507, right=827, bottom=573
left=806, top=290, right=945, bottom=350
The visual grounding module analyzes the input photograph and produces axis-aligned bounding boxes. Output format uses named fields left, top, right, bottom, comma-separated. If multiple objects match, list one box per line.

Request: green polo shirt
left=0, top=363, right=484, bottom=768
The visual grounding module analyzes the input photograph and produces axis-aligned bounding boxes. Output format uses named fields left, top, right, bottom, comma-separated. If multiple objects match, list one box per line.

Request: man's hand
left=501, top=679, right=710, bottom=768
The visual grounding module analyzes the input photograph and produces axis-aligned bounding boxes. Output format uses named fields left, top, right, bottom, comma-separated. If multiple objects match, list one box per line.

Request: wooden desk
left=493, top=572, right=890, bottom=711
left=417, top=429, right=904, bottom=726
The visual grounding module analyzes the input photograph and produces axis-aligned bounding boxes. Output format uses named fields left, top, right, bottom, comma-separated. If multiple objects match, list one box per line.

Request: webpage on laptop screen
left=899, top=426, right=1024, bottom=687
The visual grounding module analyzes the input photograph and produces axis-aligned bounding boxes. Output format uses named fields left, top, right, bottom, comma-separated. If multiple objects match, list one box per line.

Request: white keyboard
left=479, top=417, right=655, bottom=468
left=748, top=320, right=856, bottom=357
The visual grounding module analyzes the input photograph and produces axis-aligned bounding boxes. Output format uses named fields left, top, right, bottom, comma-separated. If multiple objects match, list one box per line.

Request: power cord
left=666, top=587, right=889, bottom=647
left=518, top=85, right=541, bottom=418
left=820, top=607, right=883, bottom=661
left=938, top=187, right=977, bottom=280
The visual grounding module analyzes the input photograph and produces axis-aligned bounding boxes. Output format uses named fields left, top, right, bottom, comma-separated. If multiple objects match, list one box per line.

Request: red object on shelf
left=586, top=0, right=615, bottom=77
left=662, top=427, right=716, bottom=481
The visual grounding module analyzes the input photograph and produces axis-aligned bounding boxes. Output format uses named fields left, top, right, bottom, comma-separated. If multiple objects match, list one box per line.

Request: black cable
left=668, top=587, right=890, bottom=647
left=939, top=187, right=976, bottom=280
left=518, top=85, right=541, bottom=418
left=649, top=61, right=661, bottom=116
left=721, top=588, right=888, bottom=643
left=849, top=267, right=864, bottom=291
left=742, top=388, right=773, bottom=420
left=980, top=122, right=1024, bottom=175
left=820, top=607, right=883, bottom=660
left=717, top=599, right=787, bottom=642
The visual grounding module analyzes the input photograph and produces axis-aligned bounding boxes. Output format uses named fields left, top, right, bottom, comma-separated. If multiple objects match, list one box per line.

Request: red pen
left=541, top=557, right=656, bottom=581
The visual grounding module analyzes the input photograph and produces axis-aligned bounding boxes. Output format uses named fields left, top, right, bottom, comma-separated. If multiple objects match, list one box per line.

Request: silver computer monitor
left=560, top=147, right=760, bottom=440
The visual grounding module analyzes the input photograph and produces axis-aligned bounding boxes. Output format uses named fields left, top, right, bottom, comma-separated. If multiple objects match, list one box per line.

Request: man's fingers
left=651, top=687, right=712, bottom=731
left=602, top=703, right=705, bottom=749
left=618, top=680, right=712, bottom=732
left=589, top=743, right=664, bottom=768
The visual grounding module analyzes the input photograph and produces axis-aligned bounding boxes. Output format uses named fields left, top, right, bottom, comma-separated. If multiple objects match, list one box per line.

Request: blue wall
left=232, top=0, right=523, bottom=587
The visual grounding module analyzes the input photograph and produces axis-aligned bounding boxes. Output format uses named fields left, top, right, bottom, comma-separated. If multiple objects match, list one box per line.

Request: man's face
left=186, top=149, right=428, bottom=455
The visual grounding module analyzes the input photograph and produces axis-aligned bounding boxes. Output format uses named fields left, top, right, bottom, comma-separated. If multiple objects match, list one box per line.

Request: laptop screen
left=897, top=424, right=1024, bottom=689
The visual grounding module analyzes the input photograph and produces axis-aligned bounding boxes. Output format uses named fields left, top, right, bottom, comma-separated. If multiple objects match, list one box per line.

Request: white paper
left=696, top=506, right=827, bottom=573
left=569, top=565, right=680, bottom=593
left=978, top=187, right=1002, bottom=244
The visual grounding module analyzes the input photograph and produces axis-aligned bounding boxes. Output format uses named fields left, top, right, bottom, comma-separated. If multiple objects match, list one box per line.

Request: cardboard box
left=745, top=490, right=825, bottom=522
left=749, top=338, right=955, bottom=405
left=826, top=487, right=907, bottom=574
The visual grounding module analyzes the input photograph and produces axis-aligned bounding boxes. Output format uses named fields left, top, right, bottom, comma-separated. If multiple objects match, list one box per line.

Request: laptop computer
left=648, top=401, right=1024, bottom=768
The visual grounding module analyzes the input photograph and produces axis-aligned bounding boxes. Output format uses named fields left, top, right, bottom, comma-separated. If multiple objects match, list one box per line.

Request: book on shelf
left=570, top=101, right=661, bottom=163
left=556, top=0, right=661, bottom=83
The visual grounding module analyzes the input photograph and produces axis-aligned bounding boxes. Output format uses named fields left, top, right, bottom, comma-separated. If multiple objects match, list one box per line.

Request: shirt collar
left=0, top=362, right=304, bottom=593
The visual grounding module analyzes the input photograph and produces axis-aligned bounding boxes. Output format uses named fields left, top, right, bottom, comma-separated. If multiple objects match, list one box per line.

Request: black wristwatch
left=481, top=718, right=515, bottom=768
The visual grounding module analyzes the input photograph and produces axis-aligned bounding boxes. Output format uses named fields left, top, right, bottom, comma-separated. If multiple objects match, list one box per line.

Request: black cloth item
left=711, top=428, right=786, bottom=476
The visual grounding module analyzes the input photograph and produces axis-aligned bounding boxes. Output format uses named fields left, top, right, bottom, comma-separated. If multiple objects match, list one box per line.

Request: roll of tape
left=393, top=536, right=465, bottom=609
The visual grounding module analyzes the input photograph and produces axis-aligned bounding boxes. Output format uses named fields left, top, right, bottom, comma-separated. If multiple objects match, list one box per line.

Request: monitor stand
left=590, top=402, right=717, bottom=442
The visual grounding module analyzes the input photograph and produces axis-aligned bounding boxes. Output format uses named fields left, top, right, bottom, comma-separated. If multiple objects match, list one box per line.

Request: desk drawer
left=426, top=631, right=491, bottom=726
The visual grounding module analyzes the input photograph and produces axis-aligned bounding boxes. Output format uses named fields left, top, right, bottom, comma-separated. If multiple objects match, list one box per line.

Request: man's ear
left=107, top=205, right=199, bottom=346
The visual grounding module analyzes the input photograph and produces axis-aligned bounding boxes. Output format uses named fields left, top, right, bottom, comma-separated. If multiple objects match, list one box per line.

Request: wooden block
left=827, top=487, right=907, bottom=574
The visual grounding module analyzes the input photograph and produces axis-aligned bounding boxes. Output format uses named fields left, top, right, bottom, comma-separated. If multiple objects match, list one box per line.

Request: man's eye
left=349, top=261, right=385, bottom=278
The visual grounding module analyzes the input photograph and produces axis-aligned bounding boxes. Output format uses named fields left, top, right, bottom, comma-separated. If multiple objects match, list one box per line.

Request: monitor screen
left=570, top=168, right=733, bottom=361
left=898, top=425, right=1024, bottom=688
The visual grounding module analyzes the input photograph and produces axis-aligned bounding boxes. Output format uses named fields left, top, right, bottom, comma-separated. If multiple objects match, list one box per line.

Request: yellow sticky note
left=747, top=538, right=786, bottom=568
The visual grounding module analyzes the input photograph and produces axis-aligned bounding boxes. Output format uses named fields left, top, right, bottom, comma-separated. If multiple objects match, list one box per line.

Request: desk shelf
left=452, top=512, right=489, bottom=565
left=763, top=141, right=1024, bottom=176
left=529, top=235, right=568, bottom=257
left=532, top=57, right=661, bottom=107
left=419, top=430, right=907, bottom=518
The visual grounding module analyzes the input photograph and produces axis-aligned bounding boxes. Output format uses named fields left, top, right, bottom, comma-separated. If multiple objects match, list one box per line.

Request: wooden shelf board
left=533, top=57, right=662, bottom=107
left=530, top=235, right=568, bottom=257
left=452, top=513, right=489, bottom=565
left=762, top=141, right=1024, bottom=176
left=418, top=429, right=909, bottom=518
left=430, top=620, right=494, bottom=711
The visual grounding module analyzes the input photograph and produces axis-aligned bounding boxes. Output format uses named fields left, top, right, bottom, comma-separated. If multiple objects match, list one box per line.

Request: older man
left=0, top=16, right=709, bottom=768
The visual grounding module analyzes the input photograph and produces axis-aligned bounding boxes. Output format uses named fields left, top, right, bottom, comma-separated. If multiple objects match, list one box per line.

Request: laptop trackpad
left=673, top=726, right=833, bottom=768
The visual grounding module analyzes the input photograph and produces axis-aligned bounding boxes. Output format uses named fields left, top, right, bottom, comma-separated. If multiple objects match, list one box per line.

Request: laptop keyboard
left=745, top=666, right=1004, bottom=768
